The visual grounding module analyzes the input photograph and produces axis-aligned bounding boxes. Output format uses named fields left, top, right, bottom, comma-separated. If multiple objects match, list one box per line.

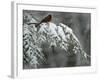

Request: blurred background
left=23, top=10, right=91, bottom=56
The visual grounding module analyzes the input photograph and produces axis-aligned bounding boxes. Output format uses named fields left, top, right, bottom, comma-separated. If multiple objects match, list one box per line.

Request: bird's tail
left=35, top=23, right=41, bottom=28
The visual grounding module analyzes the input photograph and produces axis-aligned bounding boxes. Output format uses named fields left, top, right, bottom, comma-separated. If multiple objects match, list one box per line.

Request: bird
left=35, top=14, right=52, bottom=28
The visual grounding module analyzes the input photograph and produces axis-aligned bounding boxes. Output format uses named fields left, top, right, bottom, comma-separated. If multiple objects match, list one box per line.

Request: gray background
left=23, top=10, right=91, bottom=55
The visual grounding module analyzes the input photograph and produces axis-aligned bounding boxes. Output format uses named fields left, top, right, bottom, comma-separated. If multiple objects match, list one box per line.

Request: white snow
left=38, top=22, right=67, bottom=41
left=38, top=22, right=79, bottom=43
left=59, top=23, right=79, bottom=42
left=59, top=23, right=72, bottom=34
left=57, top=26, right=66, bottom=41
left=47, top=22, right=58, bottom=38
left=38, top=23, right=48, bottom=33
left=23, top=21, right=89, bottom=68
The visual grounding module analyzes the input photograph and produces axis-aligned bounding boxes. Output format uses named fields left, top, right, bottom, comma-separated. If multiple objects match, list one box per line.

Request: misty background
left=23, top=10, right=91, bottom=56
